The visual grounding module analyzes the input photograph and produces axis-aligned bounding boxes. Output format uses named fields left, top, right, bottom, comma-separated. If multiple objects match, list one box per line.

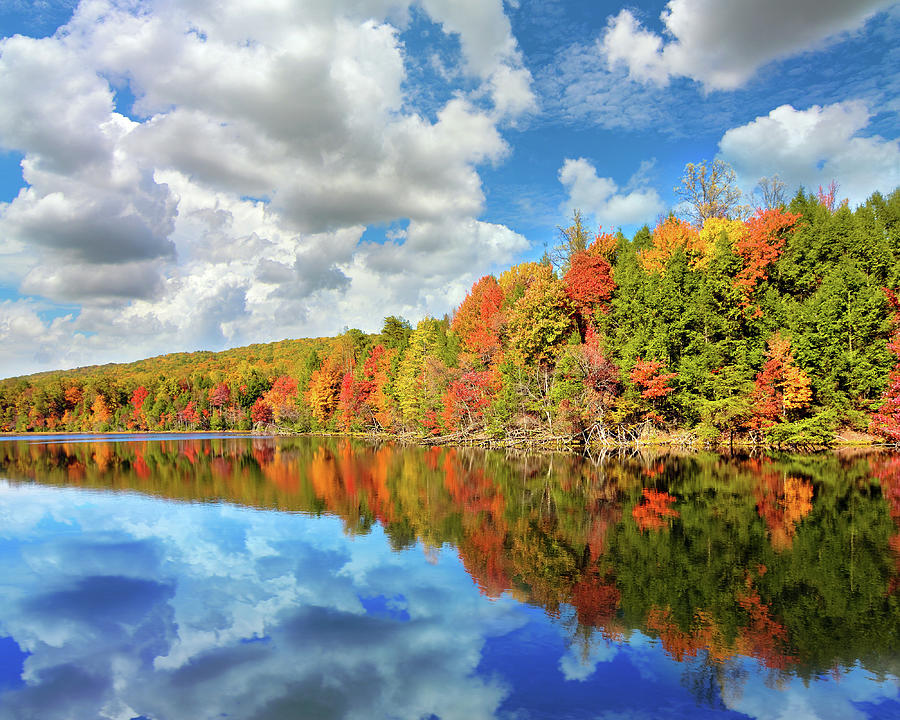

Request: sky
left=0, top=0, right=898, bottom=378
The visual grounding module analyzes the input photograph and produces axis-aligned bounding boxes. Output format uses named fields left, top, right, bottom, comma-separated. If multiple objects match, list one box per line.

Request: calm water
left=1, top=435, right=899, bottom=719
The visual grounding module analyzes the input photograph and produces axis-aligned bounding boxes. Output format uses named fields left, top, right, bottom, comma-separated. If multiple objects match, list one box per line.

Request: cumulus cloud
left=0, top=34, right=177, bottom=284
left=0, top=0, right=536, bottom=376
left=718, top=101, right=900, bottom=206
left=0, top=301, right=83, bottom=376
left=558, top=157, right=663, bottom=228
left=601, top=0, right=895, bottom=90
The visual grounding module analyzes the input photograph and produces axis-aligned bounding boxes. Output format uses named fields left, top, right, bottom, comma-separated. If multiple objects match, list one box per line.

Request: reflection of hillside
left=2, top=438, right=900, bottom=683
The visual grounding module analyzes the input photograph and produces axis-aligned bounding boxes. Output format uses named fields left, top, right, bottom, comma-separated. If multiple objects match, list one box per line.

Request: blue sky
left=0, top=0, right=898, bottom=377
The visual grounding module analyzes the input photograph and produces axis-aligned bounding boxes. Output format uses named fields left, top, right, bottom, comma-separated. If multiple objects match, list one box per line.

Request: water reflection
left=0, top=436, right=899, bottom=718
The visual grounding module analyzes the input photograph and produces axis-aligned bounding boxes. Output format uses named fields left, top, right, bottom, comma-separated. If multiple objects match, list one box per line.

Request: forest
left=3, top=164, right=900, bottom=448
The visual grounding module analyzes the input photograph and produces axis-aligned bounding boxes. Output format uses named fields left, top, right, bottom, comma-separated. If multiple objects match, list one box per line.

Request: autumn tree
left=441, top=369, right=501, bottom=432
left=89, top=394, right=112, bottom=430
left=395, top=318, right=456, bottom=428
left=263, top=375, right=300, bottom=424
left=308, top=355, right=344, bottom=425
left=451, top=275, right=506, bottom=361
left=497, top=262, right=547, bottom=310
left=640, top=217, right=704, bottom=274
left=551, top=329, right=620, bottom=436
left=130, top=386, right=150, bottom=429
left=696, top=217, right=745, bottom=261
left=589, top=226, right=619, bottom=262
left=733, top=207, right=801, bottom=313
left=871, top=289, right=900, bottom=442
left=208, top=382, right=230, bottom=408
left=747, top=333, right=812, bottom=431
left=816, top=180, right=839, bottom=213
left=177, top=400, right=201, bottom=428
left=64, top=385, right=84, bottom=410
left=630, top=358, right=677, bottom=400
left=563, top=250, right=615, bottom=332
left=507, top=267, right=575, bottom=365
left=338, top=371, right=366, bottom=432
left=361, top=344, right=398, bottom=430
left=250, top=398, right=273, bottom=425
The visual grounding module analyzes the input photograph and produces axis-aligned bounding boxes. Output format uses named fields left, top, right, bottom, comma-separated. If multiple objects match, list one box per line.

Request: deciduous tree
left=451, top=275, right=506, bottom=360
left=507, top=270, right=574, bottom=364
left=675, top=159, right=746, bottom=225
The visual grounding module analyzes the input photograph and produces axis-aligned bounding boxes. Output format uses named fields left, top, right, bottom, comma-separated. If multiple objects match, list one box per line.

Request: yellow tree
left=307, top=355, right=343, bottom=424
left=90, top=395, right=112, bottom=429
left=507, top=271, right=575, bottom=364
left=640, top=217, right=703, bottom=274
left=395, top=318, right=452, bottom=428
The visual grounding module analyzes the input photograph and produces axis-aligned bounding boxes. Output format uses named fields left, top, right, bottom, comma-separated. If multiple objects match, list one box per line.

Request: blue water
left=0, top=436, right=898, bottom=719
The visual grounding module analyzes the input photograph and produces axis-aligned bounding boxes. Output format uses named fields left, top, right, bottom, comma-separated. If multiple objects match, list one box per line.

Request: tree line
left=3, top=165, right=900, bottom=447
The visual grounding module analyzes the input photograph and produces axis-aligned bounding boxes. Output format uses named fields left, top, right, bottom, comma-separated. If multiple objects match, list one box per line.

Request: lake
left=0, top=434, right=899, bottom=719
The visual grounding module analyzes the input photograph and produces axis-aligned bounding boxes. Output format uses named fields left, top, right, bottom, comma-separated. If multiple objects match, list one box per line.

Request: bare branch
left=674, top=159, right=746, bottom=225
left=754, top=174, right=786, bottom=210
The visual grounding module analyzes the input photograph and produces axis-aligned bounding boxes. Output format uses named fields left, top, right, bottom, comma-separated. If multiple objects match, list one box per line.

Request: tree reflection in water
left=2, top=436, right=900, bottom=699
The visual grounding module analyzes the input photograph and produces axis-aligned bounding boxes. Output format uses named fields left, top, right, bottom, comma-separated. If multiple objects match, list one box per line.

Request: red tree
left=263, top=375, right=299, bottom=423
left=250, top=398, right=273, bottom=425
left=130, top=386, right=149, bottom=412
left=129, top=386, right=150, bottom=430
left=208, top=383, right=230, bottom=408
left=563, top=251, right=615, bottom=330
left=451, top=275, right=506, bottom=360
left=871, top=289, right=900, bottom=441
left=746, top=333, right=811, bottom=430
left=362, top=344, right=396, bottom=430
left=630, top=358, right=676, bottom=399
left=178, top=400, right=201, bottom=428
left=734, top=208, right=801, bottom=314
left=338, top=371, right=369, bottom=431
left=441, top=369, right=501, bottom=431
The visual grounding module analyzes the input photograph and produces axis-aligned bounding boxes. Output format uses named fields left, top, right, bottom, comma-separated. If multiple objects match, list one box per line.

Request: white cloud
left=718, top=101, right=900, bottom=206
left=0, top=301, right=83, bottom=377
left=600, top=0, right=896, bottom=90
left=0, top=0, right=536, bottom=377
left=558, top=157, right=663, bottom=229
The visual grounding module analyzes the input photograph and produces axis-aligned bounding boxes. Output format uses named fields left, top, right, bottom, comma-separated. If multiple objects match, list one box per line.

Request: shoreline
left=0, top=428, right=891, bottom=452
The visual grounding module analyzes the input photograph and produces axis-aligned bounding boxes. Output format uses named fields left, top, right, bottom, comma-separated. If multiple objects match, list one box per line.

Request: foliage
left=563, top=250, right=615, bottom=325
left=451, top=275, right=506, bottom=360
left=507, top=269, right=574, bottom=364
left=640, top=217, right=702, bottom=274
